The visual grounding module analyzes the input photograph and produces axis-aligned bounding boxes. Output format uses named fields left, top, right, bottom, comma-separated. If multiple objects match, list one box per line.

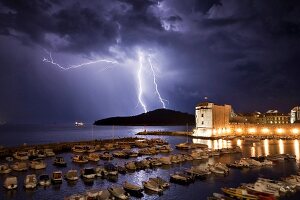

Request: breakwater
left=0, top=137, right=140, bottom=158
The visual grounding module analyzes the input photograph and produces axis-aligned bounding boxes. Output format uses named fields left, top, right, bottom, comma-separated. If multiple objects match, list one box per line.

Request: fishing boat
left=150, top=158, right=163, bottom=167
left=149, top=177, right=170, bottom=189
left=11, top=161, right=28, bottom=171
left=51, top=171, right=63, bottom=184
left=3, top=176, right=18, bottom=190
left=159, top=156, right=172, bottom=165
left=72, top=155, right=88, bottom=163
left=142, top=179, right=163, bottom=193
left=65, top=169, right=79, bottom=181
left=86, top=145, right=96, bottom=153
left=185, top=166, right=210, bottom=179
left=81, top=167, right=96, bottom=179
left=283, top=175, right=300, bottom=188
left=30, top=160, right=47, bottom=170
left=139, top=159, right=151, bottom=169
left=214, top=162, right=230, bottom=174
left=226, top=161, right=244, bottom=169
left=175, top=142, right=191, bottom=150
left=37, top=149, right=46, bottom=158
left=257, top=178, right=293, bottom=193
left=72, top=145, right=86, bottom=153
left=125, top=161, right=137, bottom=171
left=157, top=145, right=173, bottom=153
left=104, top=163, right=118, bottom=176
left=24, top=174, right=37, bottom=189
left=108, top=186, right=129, bottom=200
left=95, top=166, right=108, bottom=177
left=244, top=182, right=280, bottom=197
left=13, top=151, right=29, bottom=160
left=53, top=156, right=67, bottom=167
left=39, top=174, right=51, bottom=187
left=44, top=148, right=55, bottom=157
left=123, top=181, right=143, bottom=196
left=115, top=165, right=126, bottom=175
left=87, top=153, right=100, bottom=162
left=86, top=188, right=111, bottom=200
left=113, top=151, right=129, bottom=159
left=221, top=187, right=258, bottom=200
left=0, top=164, right=12, bottom=174
left=170, top=172, right=194, bottom=184
left=100, top=151, right=113, bottom=160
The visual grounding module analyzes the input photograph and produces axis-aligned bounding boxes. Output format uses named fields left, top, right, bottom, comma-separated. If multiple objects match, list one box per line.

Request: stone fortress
left=193, top=102, right=300, bottom=138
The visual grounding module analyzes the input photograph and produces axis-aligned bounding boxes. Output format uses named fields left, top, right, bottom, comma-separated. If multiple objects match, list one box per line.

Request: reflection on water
left=237, top=139, right=242, bottom=149
left=294, top=140, right=299, bottom=160
left=251, top=145, right=255, bottom=157
left=279, top=139, right=284, bottom=154
left=193, top=138, right=300, bottom=161
left=264, top=139, right=269, bottom=156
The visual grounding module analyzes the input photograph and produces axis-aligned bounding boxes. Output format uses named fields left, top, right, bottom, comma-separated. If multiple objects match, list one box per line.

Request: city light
left=248, top=128, right=256, bottom=133
left=261, top=128, right=269, bottom=133
left=236, top=128, right=243, bottom=133
left=291, top=128, right=299, bottom=134
left=276, top=128, right=284, bottom=134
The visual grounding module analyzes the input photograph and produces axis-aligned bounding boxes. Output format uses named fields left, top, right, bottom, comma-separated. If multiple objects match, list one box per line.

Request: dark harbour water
left=0, top=124, right=300, bottom=200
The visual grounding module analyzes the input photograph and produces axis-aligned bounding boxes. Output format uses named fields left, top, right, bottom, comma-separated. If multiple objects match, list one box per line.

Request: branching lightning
left=42, top=49, right=118, bottom=71
left=137, top=51, right=148, bottom=113
left=42, top=48, right=167, bottom=114
left=148, top=55, right=167, bottom=108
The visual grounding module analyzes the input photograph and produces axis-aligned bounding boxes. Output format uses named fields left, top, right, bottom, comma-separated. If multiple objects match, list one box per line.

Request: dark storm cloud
left=0, top=0, right=300, bottom=123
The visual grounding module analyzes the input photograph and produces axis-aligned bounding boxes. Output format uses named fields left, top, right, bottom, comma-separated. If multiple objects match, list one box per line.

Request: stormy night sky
left=0, top=0, right=300, bottom=123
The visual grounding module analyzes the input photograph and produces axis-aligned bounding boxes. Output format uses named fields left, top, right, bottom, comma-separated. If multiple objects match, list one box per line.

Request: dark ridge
left=94, top=109, right=195, bottom=126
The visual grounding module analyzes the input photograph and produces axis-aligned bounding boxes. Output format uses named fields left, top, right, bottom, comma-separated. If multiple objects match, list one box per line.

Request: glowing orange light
left=261, top=128, right=269, bottom=133
left=291, top=128, right=299, bottom=134
left=248, top=128, right=256, bottom=133
left=276, top=128, right=284, bottom=134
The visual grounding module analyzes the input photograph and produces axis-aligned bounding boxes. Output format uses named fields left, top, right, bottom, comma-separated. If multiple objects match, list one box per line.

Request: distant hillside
left=94, top=109, right=195, bottom=126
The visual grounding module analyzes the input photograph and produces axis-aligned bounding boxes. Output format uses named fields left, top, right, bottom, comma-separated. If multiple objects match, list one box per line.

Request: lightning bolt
left=147, top=55, right=168, bottom=108
left=42, top=49, right=118, bottom=71
left=137, top=51, right=148, bottom=113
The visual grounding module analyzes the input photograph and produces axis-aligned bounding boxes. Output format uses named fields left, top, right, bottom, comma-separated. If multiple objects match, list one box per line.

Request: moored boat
left=170, top=172, right=194, bottom=184
left=142, top=179, right=163, bottom=193
left=13, top=151, right=29, bottom=160
left=81, top=167, right=96, bottom=179
left=24, top=174, right=37, bottom=189
left=108, top=186, right=129, bottom=200
left=65, top=169, right=79, bottom=181
left=51, top=171, right=63, bottom=184
left=87, top=153, right=100, bottom=162
left=53, top=156, right=67, bottom=167
left=0, top=164, right=12, bottom=174
left=72, top=155, right=88, bottom=163
left=3, top=176, right=18, bottom=190
left=11, top=161, right=28, bottom=171
left=30, top=160, right=47, bottom=170
left=221, top=187, right=258, bottom=200
left=149, top=177, right=170, bottom=189
left=123, top=181, right=143, bottom=197
left=39, top=174, right=51, bottom=187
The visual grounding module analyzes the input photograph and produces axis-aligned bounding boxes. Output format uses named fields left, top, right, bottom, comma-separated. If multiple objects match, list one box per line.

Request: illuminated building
left=291, top=106, right=300, bottom=123
left=193, top=102, right=231, bottom=137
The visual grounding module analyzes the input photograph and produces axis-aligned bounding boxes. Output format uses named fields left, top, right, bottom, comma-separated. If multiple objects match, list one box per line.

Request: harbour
left=0, top=125, right=300, bottom=199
